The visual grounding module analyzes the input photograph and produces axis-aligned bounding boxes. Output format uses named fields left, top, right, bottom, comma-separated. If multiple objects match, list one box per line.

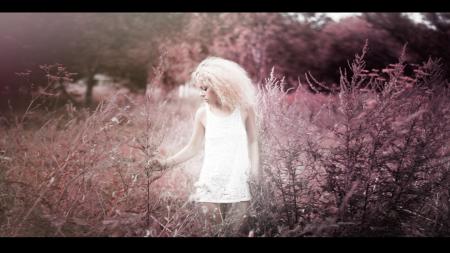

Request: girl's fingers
left=153, top=151, right=165, bottom=160
left=157, top=147, right=167, bottom=156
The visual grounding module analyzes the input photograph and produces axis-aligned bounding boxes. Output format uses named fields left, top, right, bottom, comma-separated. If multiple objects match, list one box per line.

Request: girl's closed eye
left=200, top=86, right=208, bottom=91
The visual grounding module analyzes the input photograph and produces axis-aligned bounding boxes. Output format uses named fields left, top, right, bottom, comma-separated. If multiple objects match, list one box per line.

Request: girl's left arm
left=246, top=106, right=261, bottom=182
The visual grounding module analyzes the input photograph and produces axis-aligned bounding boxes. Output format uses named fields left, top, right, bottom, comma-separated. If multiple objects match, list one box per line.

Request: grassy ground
left=2, top=53, right=450, bottom=237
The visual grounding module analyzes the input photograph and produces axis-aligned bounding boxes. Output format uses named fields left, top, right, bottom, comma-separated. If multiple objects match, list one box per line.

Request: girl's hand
left=248, top=172, right=263, bottom=196
left=145, top=157, right=166, bottom=172
left=250, top=169, right=262, bottom=184
left=156, top=147, right=167, bottom=157
left=144, top=147, right=170, bottom=183
left=144, top=158, right=166, bottom=183
left=146, top=147, right=168, bottom=170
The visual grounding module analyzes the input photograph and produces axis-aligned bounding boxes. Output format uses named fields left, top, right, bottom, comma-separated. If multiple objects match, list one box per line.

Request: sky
left=324, top=12, right=361, bottom=21
left=324, top=12, right=431, bottom=26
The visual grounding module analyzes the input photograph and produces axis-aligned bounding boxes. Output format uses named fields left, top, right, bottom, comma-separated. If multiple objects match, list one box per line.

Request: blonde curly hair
left=189, top=56, right=256, bottom=110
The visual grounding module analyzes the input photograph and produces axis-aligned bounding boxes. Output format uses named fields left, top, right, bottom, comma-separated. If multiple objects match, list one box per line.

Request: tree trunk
left=85, top=73, right=97, bottom=107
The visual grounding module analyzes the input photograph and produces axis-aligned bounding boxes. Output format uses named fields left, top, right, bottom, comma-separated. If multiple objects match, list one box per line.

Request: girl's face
left=199, top=84, right=219, bottom=105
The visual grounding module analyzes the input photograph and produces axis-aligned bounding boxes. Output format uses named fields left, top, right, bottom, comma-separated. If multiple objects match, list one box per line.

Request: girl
left=151, top=56, right=261, bottom=227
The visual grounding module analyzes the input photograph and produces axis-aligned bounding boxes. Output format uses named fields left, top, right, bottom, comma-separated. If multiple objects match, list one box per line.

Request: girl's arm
left=246, top=106, right=261, bottom=182
left=160, top=107, right=205, bottom=167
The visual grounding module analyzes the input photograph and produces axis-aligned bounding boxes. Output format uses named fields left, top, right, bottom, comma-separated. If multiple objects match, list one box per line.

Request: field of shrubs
left=1, top=45, right=450, bottom=237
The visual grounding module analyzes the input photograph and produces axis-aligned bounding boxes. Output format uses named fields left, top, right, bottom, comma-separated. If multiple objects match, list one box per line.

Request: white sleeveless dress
left=191, top=104, right=251, bottom=203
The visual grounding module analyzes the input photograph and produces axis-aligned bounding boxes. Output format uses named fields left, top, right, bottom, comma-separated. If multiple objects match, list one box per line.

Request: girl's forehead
left=189, top=80, right=199, bottom=87
left=193, top=82, right=209, bottom=88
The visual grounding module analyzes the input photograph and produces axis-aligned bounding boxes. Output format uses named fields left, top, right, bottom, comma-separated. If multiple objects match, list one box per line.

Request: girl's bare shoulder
left=195, top=105, right=207, bottom=126
left=240, top=105, right=255, bottom=122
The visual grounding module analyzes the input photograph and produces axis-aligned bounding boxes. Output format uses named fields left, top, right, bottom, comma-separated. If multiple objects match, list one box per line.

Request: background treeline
left=1, top=13, right=449, bottom=109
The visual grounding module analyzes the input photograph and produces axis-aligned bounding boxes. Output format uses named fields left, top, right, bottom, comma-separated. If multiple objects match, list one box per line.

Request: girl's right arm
left=160, top=107, right=205, bottom=167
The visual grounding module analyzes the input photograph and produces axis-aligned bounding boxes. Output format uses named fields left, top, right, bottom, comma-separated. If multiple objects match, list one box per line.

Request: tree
left=314, top=16, right=403, bottom=88
left=0, top=13, right=77, bottom=110
left=363, top=13, right=450, bottom=81
left=159, top=13, right=326, bottom=92
left=0, top=13, right=188, bottom=109
left=63, top=13, right=186, bottom=106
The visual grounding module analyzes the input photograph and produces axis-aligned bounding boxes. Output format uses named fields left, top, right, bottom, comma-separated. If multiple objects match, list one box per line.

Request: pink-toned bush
left=0, top=66, right=205, bottom=236
left=318, top=43, right=450, bottom=236
left=250, top=42, right=450, bottom=236
left=2, top=42, right=450, bottom=237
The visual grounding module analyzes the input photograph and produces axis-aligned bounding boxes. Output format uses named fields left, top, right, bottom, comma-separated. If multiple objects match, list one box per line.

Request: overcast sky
left=324, top=12, right=361, bottom=21
left=324, top=12, right=428, bottom=25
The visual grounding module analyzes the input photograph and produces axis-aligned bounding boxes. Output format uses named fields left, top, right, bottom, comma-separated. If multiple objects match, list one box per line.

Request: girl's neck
left=209, top=102, right=233, bottom=114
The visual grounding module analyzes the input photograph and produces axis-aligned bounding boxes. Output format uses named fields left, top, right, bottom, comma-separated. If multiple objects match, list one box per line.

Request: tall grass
left=1, top=43, right=450, bottom=236
left=251, top=42, right=450, bottom=236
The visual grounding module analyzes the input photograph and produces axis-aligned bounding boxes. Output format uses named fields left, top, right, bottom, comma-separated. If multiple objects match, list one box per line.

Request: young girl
left=151, top=56, right=261, bottom=226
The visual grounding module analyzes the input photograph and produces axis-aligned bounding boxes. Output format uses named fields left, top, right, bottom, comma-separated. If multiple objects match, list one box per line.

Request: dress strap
left=206, top=104, right=238, bottom=120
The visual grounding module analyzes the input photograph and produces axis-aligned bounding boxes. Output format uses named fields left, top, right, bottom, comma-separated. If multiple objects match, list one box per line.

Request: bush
left=2, top=42, right=450, bottom=237
left=250, top=42, right=450, bottom=236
